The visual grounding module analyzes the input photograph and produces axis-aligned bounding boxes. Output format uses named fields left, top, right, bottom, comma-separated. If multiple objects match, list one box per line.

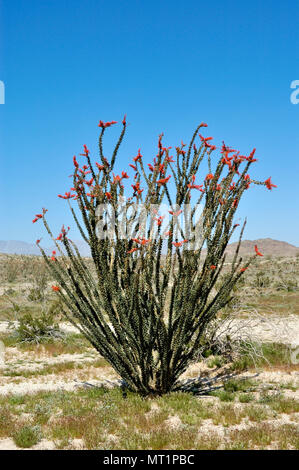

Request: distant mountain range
left=0, top=238, right=298, bottom=257
left=0, top=240, right=91, bottom=257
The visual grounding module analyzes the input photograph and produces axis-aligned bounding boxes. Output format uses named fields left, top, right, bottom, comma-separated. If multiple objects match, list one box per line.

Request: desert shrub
left=33, top=118, right=275, bottom=395
left=275, top=279, right=297, bottom=292
left=4, top=257, right=20, bottom=283
left=239, top=393, right=254, bottom=403
left=255, top=271, right=271, bottom=288
left=13, top=306, right=63, bottom=344
left=13, top=425, right=42, bottom=448
left=210, top=390, right=235, bottom=402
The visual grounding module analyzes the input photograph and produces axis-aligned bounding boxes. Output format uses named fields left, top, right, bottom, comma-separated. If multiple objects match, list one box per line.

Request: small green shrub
left=13, top=425, right=42, bottom=448
left=207, top=356, right=224, bottom=368
left=15, top=309, right=63, bottom=344
left=239, top=393, right=254, bottom=403
left=210, top=390, right=235, bottom=402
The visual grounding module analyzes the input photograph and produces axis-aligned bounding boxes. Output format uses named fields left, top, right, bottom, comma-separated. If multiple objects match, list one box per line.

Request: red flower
left=133, top=149, right=142, bottom=162
left=121, top=171, right=129, bottom=179
left=112, top=174, right=122, bottom=185
left=105, top=192, right=112, bottom=200
left=247, top=148, right=257, bottom=162
left=129, top=164, right=137, bottom=171
left=132, top=238, right=150, bottom=246
left=172, top=240, right=188, bottom=247
left=154, top=216, right=165, bottom=226
left=199, top=134, right=213, bottom=147
left=98, top=120, right=117, bottom=128
left=188, top=183, right=204, bottom=191
left=58, top=192, right=75, bottom=200
left=205, top=173, right=214, bottom=181
left=80, top=145, right=90, bottom=157
left=264, top=177, right=277, bottom=190
left=221, top=156, right=233, bottom=169
left=157, top=175, right=171, bottom=185
left=96, top=162, right=105, bottom=171
left=210, top=265, right=217, bottom=270
left=169, top=209, right=182, bottom=216
left=243, top=174, right=251, bottom=189
left=254, top=245, right=263, bottom=256
left=158, top=133, right=164, bottom=150
left=122, top=114, right=127, bottom=125
left=36, top=239, right=41, bottom=245
left=127, top=247, right=139, bottom=254
left=240, top=267, right=248, bottom=272
left=51, top=285, right=60, bottom=292
left=73, top=156, right=79, bottom=168
left=32, top=214, right=43, bottom=223
left=221, top=142, right=236, bottom=156
left=131, top=182, right=144, bottom=195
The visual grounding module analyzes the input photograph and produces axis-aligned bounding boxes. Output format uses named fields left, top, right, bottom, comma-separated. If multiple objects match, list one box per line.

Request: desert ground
left=0, top=251, right=298, bottom=450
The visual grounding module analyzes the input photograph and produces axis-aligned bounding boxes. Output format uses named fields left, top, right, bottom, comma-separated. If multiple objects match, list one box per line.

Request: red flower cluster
left=199, top=133, right=214, bottom=148
left=58, top=192, right=75, bottom=200
left=56, top=225, right=70, bottom=241
left=51, top=285, right=60, bottom=292
left=188, top=175, right=204, bottom=191
left=157, top=175, right=171, bottom=185
left=172, top=240, right=188, bottom=247
left=264, top=177, right=277, bottom=190
left=254, top=245, right=263, bottom=256
left=131, top=182, right=144, bottom=196
left=98, top=120, right=117, bottom=128
left=169, top=209, right=182, bottom=216
left=32, top=214, right=43, bottom=223
left=154, top=215, right=165, bottom=226
left=133, top=149, right=143, bottom=162
left=80, top=145, right=90, bottom=157
left=132, top=237, right=150, bottom=246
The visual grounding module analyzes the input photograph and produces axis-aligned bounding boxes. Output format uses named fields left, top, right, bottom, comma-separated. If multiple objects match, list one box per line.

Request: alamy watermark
left=0, top=80, right=4, bottom=104
left=95, top=200, right=205, bottom=251
left=290, top=80, right=299, bottom=104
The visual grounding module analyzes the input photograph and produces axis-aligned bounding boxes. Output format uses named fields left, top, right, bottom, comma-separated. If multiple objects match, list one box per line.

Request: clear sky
left=0, top=0, right=298, bottom=246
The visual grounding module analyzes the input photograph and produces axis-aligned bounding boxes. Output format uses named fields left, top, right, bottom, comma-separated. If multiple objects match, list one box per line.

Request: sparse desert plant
left=255, top=271, right=271, bottom=288
left=4, top=256, right=19, bottom=283
left=13, top=424, right=42, bottom=448
left=34, top=118, right=276, bottom=395
left=13, top=304, right=63, bottom=344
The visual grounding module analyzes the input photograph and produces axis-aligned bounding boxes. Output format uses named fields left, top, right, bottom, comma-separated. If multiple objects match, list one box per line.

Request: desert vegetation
left=0, top=122, right=298, bottom=450
left=0, top=252, right=298, bottom=449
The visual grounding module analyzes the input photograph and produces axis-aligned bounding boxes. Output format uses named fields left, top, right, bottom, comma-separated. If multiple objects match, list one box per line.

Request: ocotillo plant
left=33, top=117, right=276, bottom=396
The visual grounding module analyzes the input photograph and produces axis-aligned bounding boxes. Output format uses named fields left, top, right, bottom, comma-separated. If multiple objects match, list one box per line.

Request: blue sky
left=0, top=0, right=298, bottom=246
